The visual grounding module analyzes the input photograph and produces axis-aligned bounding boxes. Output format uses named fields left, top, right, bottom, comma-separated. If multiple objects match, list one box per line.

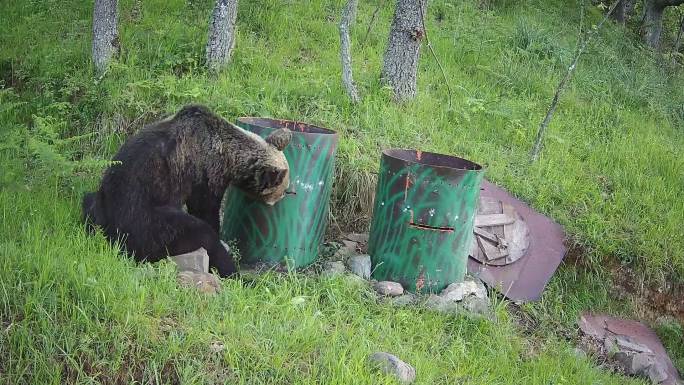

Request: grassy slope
left=0, top=182, right=649, bottom=384
left=2, top=0, right=683, bottom=281
left=0, top=0, right=683, bottom=383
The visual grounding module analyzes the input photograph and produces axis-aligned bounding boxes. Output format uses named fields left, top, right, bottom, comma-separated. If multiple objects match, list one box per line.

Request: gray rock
left=440, top=277, right=487, bottom=302
left=341, top=239, right=358, bottom=250
left=462, top=296, right=493, bottom=319
left=368, top=352, right=416, bottom=384
left=630, top=352, right=655, bottom=375
left=646, top=361, right=669, bottom=383
left=374, top=281, right=404, bottom=297
left=615, top=334, right=653, bottom=354
left=346, top=233, right=369, bottom=243
left=322, top=261, right=346, bottom=277
left=169, top=247, right=209, bottom=273
left=333, top=245, right=356, bottom=260
left=348, top=254, right=371, bottom=279
left=177, top=271, right=221, bottom=295
left=424, top=294, right=461, bottom=314
left=390, top=293, right=417, bottom=307
left=612, top=351, right=634, bottom=370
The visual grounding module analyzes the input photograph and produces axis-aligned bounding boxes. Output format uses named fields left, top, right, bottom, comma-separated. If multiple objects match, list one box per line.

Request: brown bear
left=82, top=104, right=291, bottom=277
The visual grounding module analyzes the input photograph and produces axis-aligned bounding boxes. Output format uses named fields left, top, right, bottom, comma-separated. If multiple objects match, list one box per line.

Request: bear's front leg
left=186, top=183, right=223, bottom=233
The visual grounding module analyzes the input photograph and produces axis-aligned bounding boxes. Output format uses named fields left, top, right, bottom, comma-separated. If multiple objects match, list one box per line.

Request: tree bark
left=206, top=0, right=239, bottom=72
left=381, top=0, right=428, bottom=102
left=643, top=0, right=684, bottom=49
left=92, top=0, right=119, bottom=75
left=675, top=13, right=684, bottom=56
left=611, top=0, right=627, bottom=24
left=340, top=0, right=360, bottom=103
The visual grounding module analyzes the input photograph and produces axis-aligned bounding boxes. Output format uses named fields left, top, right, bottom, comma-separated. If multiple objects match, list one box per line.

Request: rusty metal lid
left=467, top=180, right=567, bottom=302
left=469, top=197, right=530, bottom=266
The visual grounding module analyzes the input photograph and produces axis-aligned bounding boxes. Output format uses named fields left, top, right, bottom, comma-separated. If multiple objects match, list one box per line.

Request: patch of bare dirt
left=561, top=243, right=683, bottom=324
left=607, top=262, right=684, bottom=325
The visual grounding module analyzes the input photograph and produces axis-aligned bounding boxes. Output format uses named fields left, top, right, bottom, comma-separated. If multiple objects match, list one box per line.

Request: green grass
left=0, top=184, right=651, bottom=384
left=1, top=0, right=682, bottom=282
left=1, top=0, right=683, bottom=383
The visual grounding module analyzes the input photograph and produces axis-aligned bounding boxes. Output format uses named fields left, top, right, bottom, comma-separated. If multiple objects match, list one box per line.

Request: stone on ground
left=440, top=277, right=487, bottom=302
left=423, top=276, right=492, bottom=318
left=341, top=239, right=358, bottom=250
left=322, top=260, right=346, bottom=277
left=390, top=293, right=417, bottom=307
left=334, top=244, right=356, bottom=260
left=374, top=281, right=404, bottom=296
left=347, top=254, right=371, bottom=279
left=368, top=352, right=416, bottom=384
left=345, top=233, right=369, bottom=243
left=177, top=271, right=221, bottom=295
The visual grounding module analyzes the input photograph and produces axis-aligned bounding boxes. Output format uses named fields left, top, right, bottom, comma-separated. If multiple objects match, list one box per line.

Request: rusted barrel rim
left=237, top=117, right=337, bottom=136
left=382, top=149, right=483, bottom=171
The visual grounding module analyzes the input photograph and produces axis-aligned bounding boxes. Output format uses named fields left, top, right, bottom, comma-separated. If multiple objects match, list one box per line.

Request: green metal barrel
left=368, top=149, right=484, bottom=293
left=221, top=117, right=338, bottom=268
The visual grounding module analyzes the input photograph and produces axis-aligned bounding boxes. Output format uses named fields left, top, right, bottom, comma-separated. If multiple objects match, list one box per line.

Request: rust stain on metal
left=404, top=172, right=411, bottom=201
left=415, top=269, right=425, bottom=292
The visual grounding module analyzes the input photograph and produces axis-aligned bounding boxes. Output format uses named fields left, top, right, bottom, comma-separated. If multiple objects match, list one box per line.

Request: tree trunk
left=643, top=0, right=684, bottom=49
left=611, top=0, right=627, bottom=24
left=381, top=0, right=427, bottom=102
left=643, top=0, right=665, bottom=48
left=624, top=0, right=635, bottom=19
left=340, top=0, right=360, bottom=103
left=92, top=0, right=119, bottom=75
left=206, top=0, right=239, bottom=72
left=675, top=14, right=684, bottom=55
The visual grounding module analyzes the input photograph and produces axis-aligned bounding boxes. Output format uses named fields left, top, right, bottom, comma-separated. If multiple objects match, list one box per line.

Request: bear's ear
left=265, top=128, right=292, bottom=151
left=257, top=166, right=287, bottom=191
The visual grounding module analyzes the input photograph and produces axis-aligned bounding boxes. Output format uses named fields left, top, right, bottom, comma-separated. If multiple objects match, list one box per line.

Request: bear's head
left=234, top=127, right=292, bottom=206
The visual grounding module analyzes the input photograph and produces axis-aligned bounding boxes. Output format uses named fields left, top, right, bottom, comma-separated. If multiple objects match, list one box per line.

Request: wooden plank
left=479, top=198, right=502, bottom=214
left=474, top=226, right=509, bottom=248
left=475, top=214, right=515, bottom=227
left=477, top=235, right=509, bottom=261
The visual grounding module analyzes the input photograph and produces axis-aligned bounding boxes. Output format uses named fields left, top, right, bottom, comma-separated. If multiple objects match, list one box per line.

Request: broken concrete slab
left=578, top=313, right=681, bottom=385
left=168, top=247, right=209, bottom=273
left=467, top=180, right=567, bottom=302
left=348, top=254, right=371, bottom=280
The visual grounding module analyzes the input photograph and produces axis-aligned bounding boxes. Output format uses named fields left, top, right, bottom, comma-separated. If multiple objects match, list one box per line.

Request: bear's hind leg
left=155, top=207, right=238, bottom=278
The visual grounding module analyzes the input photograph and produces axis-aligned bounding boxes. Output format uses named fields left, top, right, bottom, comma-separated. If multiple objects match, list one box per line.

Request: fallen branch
left=361, top=0, right=386, bottom=47
left=418, top=0, right=453, bottom=108
left=340, top=0, right=360, bottom=103
left=530, top=0, right=620, bottom=161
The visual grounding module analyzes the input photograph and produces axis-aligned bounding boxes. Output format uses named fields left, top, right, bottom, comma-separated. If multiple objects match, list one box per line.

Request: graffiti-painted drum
left=221, top=118, right=338, bottom=268
left=368, top=149, right=484, bottom=293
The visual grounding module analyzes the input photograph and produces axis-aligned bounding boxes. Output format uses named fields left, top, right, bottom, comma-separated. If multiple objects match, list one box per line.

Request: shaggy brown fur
left=82, top=104, right=291, bottom=277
